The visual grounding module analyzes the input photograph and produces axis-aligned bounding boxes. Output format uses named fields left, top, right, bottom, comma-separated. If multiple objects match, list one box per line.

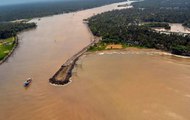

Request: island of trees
left=88, top=0, right=190, bottom=56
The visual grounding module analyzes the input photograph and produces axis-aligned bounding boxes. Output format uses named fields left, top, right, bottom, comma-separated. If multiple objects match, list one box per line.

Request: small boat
left=24, top=78, right=32, bottom=87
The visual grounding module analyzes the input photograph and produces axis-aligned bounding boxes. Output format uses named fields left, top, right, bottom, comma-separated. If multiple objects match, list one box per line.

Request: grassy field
left=88, top=42, right=125, bottom=51
left=0, top=37, right=15, bottom=61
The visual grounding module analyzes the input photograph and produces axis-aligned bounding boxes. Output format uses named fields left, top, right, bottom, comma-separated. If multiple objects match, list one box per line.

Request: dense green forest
left=132, top=0, right=190, bottom=9
left=0, top=22, right=36, bottom=60
left=88, top=0, right=190, bottom=56
left=0, top=22, right=37, bottom=39
left=0, top=0, right=127, bottom=22
left=183, top=21, right=190, bottom=28
left=132, top=0, right=190, bottom=28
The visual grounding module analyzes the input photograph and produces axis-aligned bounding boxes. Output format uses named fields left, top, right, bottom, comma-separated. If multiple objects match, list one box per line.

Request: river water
left=73, top=49, right=190, bottom=120
left=0, top=1, right=190, bottom=120
left=0, top=1, right=134, bottom=120
left=155, top=23, right=190, bottom=34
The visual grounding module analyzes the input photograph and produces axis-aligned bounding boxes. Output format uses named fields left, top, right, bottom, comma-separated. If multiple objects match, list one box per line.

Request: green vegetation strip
left=88, top=42, right=107, bottom=51
left=0, top=22, right=37, bottom=63
left=88, top=0, right=190, bottom=56
left=131, top=0, right=190, bottom=28
left=0, top=37, right=16, bottom=61
left=0, top=22, right=37, bottom=39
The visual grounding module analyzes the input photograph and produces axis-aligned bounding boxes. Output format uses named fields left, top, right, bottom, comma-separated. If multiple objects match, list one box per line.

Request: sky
left=0, top=0, right=69, bottom=6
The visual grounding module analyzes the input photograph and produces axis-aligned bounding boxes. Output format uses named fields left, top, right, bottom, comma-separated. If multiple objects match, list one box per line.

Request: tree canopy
left=0, top=0, right=127, bottom=22
left=0, top=22, right=37, bottom=39
left=88, top=0, right=190, bottom=56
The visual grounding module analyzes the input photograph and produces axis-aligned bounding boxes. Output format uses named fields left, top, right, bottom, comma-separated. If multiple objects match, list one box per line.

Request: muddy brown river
left=0, top=1, right=190, bottom=120
left=73, top=49, right=190, bottom=120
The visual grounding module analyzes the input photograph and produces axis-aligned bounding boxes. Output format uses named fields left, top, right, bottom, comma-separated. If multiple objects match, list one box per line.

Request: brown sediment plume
left=0, top=36, right=19, bottom=65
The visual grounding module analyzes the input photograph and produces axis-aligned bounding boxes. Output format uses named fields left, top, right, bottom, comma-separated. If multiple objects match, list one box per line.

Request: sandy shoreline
left=50, top=46, right=190, bottom=86
left=85, top=47, right=190, bottom=59
left=50, top=21, right=190, bottom=86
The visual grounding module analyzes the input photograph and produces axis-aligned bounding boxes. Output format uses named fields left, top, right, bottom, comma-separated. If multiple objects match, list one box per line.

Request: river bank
left=50, top=38, right=190, bottom=86
left=70, top=49, right=190, bottom=120
left=87, top=47, right=190, bottom=59
left=48, top=1, right=134, bottom=85
left=88, top=41, right=190, bottom=57
left=1, top=1, right=190, bottom=120
left=49, top=22, right=190, bottom=85
left=49, top=35, right=101, bottom=85
left=154, top=23, right=190, bottom=34
left=0, top=36, right=18, bottom=65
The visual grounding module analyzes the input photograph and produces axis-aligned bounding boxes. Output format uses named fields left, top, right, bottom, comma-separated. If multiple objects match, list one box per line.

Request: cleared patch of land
left=106, top=44, right=123, bottom=49
left=0, top=37, right=15, bottom=60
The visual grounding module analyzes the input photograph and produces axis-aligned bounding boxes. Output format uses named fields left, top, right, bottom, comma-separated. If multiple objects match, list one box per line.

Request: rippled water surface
left=0, top=1, right=190, bottom=120
left=73, top=49, right=190, bottom=120
left=0, top=1, right=134, bottom=120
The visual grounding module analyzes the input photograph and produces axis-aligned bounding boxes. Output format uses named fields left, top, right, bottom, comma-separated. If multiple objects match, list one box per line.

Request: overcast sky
left=0, top=0, right=71, bottom=6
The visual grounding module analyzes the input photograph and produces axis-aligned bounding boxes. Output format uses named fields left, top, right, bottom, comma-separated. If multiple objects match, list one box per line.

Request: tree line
left=0, top=0, right=127, bottom=22
left=0, top=22, right=37, bottom=39
left=143, top=22, right=171, bottom=29
left=88, top=0, right=190, bottom=56
left=132, top=0, right=190, bottom=28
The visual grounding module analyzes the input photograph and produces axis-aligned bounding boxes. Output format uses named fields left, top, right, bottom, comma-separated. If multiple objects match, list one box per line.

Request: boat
left=24, top=78, right=32, bottom=87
